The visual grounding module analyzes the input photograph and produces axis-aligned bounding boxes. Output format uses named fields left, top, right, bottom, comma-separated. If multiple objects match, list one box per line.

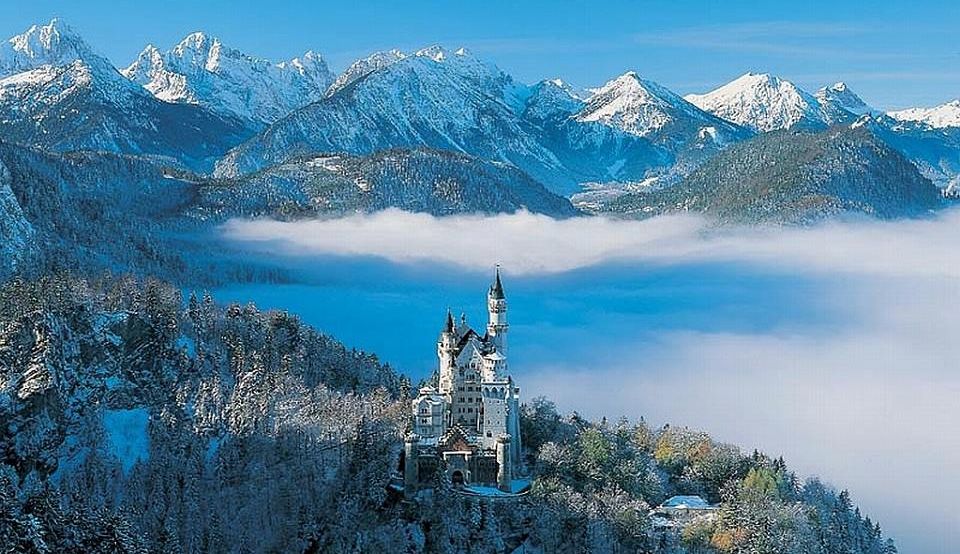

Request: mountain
left=596, top=126, right=943, bottom=224
left=888, top=99, right=960, bottom=129
left=520, top=78, right=584, bottom=123
left=325, top=48, right=407, bottom=97
left=123, top=32, right=334, bottom=126
left=859, top=114, right=960, bottom=192
left=216, top=55, right=748, bottom=196
left=0, top=20, right=250, bottom=171
left=0, top=140, right=200, bottom=276
left=196, top=148, right=579, bottom=218
left=577, top=72, right=744, bottom=142
left=213, top=46, right=576, bottom=185
left=815, top=82, right=876, bottom=118
left=686, top=72, right=831, bottom=132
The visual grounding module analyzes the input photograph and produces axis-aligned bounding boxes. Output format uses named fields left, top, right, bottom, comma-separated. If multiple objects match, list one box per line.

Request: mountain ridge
left=123, top=32, right=334, bottom=126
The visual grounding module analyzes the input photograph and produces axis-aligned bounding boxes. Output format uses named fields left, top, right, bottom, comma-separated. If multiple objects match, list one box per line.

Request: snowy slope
left=521, top=78, right=584, bottom=123
left=217, top=53, right=749, bottom=195
left=214, top=46, right=573, bottom=185
left=123, top=33, right=334, bottom=125
left=685, top=73, right=827, bottom=132
left=577, top=71, right=744, bottom=142
left=888, top=100, right=960, bottom=129
left=815, top=82, right=877, bottom=118
left=0, top=19, right=250, bottom=171
left=326, top=49, right=407, bottom=97
left=0, top=18, right=105, bottom=77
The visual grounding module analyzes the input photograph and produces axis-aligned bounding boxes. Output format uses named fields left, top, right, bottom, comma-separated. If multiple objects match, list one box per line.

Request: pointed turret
left=487, top=266, right=508, bottom=355
left=489, top=266, right=505, bottom=299
left=444, top=308, right=455, bottom=333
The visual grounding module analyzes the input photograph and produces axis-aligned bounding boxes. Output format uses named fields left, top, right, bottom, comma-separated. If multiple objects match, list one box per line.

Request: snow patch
left=103, top=408, right=149, bottom=473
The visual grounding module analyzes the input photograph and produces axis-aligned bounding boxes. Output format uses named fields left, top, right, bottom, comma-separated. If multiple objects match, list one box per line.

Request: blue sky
left=3, top=1, right=958, bottom=110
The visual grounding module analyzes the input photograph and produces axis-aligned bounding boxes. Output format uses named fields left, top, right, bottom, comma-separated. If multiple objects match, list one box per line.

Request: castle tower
left=486, top=267, right=508, bottom=355
left=506, top=377, right=523, bottom=465
left=496, top=435, right=512, bottom=492
left=437, top=310, right=456, bottom=395
left=404, top=434, right=420, bottom=499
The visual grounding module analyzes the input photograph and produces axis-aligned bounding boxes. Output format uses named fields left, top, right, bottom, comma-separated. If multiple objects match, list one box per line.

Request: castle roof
left=489, top=267, right=505, bottom=300
left=444, top=309, right=454, bottom=333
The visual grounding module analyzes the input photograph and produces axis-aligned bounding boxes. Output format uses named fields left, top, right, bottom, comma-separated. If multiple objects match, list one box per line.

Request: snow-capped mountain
left=685, top=73, right=828, bottom=132
left=216, top=54, right=750, bottom=195
left=888, top=99, right=960, bottom=129
left=577, top=71, right=744, bottom=142
left=520, top=78, right=584, bottom=122
left=0, top=18, right=106, bottom=76
left=326, top=49, right=407, bottom=97
left=123, top=33, right=334, bottom=126
left=214, top=46, right=576, bottom=186
left=0, top=19, right=249, bottom=171
left=815, top=82, right=876, bottom=117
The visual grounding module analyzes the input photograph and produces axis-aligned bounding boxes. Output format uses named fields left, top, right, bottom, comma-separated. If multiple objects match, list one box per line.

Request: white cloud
left=222, top=208, right=960, bottom=278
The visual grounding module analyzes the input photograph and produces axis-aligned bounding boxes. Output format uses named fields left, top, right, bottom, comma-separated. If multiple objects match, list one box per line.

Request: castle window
left=487, top=432, right=492, bottom=437
left=468, top=408, right=473, bottom=413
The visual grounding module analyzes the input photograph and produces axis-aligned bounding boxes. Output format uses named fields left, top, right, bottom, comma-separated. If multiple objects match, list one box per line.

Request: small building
left=650, top=495, right=719, bottom=529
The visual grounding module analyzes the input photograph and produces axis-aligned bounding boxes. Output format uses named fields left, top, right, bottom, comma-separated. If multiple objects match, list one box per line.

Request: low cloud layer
left=222, top=208, right=960, bottom=552
left=223, top=208, right=960, bottom=278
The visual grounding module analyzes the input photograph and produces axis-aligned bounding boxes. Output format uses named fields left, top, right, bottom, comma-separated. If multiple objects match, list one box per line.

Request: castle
left=404, top=268, right=523, bottom=495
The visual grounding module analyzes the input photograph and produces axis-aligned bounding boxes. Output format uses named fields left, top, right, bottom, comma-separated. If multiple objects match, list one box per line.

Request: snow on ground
left=461, top=478, right=531, bottom=497
left=175, top=334, right=197, bottom=357
left=103, top=408, right=150, bottom=473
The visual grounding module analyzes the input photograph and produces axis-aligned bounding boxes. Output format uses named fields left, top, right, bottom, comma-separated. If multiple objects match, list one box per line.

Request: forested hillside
left=0, top=274, right=895, bottom=553
left=597, top=127, right=944, bottom=224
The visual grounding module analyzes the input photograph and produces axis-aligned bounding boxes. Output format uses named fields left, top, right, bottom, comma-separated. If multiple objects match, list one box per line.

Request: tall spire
left=490, top=265, right=505, bottom=299
left=444, top=308, right=455, bottom=332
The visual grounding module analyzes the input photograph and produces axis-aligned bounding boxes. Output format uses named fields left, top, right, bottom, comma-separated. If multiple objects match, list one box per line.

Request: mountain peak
left=0, top=19, right=122, bottom=79
left=15, top=18, right=83, bottom=48
left=1, top=18, right=96, bottom=77
left=415, top=45, right=447, bottom=62
left=326, top=49, right=407, bottom=97
left=577, top=71, right=711, bottom=137
left=815, top=81, right=875, bottom=118
left=523, top=77, right=584, bottom=120
left=123, top=33, right=334, bottom=124
left=175, top=32, right=216, bottom=52
left=686, top=72, right=822, bottom=132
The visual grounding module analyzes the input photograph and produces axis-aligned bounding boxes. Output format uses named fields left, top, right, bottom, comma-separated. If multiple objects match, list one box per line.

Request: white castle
left=405, top=268, right=522, bottom=494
